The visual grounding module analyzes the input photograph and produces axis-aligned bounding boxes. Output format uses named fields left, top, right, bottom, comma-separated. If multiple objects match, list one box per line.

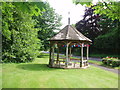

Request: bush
left=107, top=60, right=112, bottom=66
left=112, top=61, right=118, bottom=67
left=2, top=2, right=41, bottom=63
left=102, top=56, right=120, bottom=67
left=102, top=60, right=107, bottom=65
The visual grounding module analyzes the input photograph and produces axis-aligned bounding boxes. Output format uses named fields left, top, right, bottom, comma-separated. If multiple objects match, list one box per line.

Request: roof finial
left=68, top=12, right=70, bottom=25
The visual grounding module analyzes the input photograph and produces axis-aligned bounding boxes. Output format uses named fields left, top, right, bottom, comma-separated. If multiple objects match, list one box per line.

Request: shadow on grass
left=17, top=64, right=61, bottom=71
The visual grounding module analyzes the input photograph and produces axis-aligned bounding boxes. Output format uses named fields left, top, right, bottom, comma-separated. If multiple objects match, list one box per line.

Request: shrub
left=102, top=56, right=120, bottom=67
left=112, top=61, right=119, bottom=67
left=2, top=2, right=41, bottom=63
left=102, top=60, right=107, bottom=65
left=107, top=60, right=112, bottom=66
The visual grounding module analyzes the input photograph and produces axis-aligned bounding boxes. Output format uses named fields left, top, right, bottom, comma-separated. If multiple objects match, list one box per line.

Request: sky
left=44, top=0, right=86, bottom=29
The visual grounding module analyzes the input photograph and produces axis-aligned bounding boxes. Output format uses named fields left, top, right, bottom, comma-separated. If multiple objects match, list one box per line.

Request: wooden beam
left=51, top=45, right=55, bottom=67
left=65, top=43, right=69, bottom=67
left=70, top=46, right=72, bottom=57
left=49, top=43, right=52, bottom=67
left=80, top=43, right=83, bottom=67
left=68, top=46, right=71, bottom=61
left=56, top=44, right=59, bottom=64
left=86, top=44, right=89, bottom=60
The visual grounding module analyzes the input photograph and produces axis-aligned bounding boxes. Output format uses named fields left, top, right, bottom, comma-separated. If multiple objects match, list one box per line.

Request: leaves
left=2, top=2, right=41, bottom=63
left=73, top=0, right=92, bottom=6
left=35, top=2, right=62, bottom=50
left=2, top=2, right=62, bottom=62
left=75, top=7, right=101, bottom=40
left=94, top=18, right=120, bottom=54
left=73, top=0, right=120, bottom=21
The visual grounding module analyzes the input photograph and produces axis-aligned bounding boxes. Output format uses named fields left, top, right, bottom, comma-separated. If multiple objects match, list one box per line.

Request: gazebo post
left=86, top=44, right=89, bottom=60
left=51, top=43, right=55, bottom=67
left=66, top=42, right=69, bottom=67
left=69, top=46, right=72, bottom=60
left=80, top=43, right=84, bottom=67
left=56, top=43, right=59, bottom=64
left=49, top=42, right=52, bottom=67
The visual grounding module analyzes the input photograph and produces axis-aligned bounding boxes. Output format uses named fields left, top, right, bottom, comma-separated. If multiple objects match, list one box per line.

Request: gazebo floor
left=49, top=63, right=90, bottom=69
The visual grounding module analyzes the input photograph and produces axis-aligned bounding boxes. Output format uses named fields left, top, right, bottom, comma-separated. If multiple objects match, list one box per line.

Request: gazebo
left=48, top=24, right=92, bottom=69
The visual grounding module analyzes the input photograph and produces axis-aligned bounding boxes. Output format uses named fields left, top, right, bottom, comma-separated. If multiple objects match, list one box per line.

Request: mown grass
left=88, top=60, right=102, bottom=65
left=88, top=60, right=120, bottom=69
left=2, top=53, right=118, bottom=88
left=89, top=54, right=120, bottom=59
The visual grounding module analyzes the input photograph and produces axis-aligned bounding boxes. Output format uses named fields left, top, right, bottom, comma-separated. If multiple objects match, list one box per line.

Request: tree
left=2, top=2, right=42, bottom=62
left=73, top=1, right=120, bottom=54
left=75, top=6, right=101, bottom=40
left=35, top=2, right=62, bottom=50
left=2, top=2, right=62, bottom=62
left=94, top=17, right=120, bottom=54
left=73, top=0, right=120, bottom=21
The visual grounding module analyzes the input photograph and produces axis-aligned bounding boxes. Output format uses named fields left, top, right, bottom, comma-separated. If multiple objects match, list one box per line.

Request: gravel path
left=42, top=51, right=119, bottom=74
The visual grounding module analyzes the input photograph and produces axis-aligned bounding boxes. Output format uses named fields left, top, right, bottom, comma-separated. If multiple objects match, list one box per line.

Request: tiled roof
left=49, top=25, right=92, bottom=42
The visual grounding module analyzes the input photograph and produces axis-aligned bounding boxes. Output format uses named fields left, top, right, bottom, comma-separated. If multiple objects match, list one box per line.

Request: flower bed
left=102, top=56, right=120, bottom=67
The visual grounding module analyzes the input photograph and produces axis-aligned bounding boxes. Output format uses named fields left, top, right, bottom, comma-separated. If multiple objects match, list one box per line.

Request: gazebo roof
left=49, top=25, right=92, bottom=42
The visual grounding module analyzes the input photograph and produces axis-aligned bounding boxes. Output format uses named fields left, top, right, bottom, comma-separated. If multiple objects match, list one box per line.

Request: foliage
left=92, top=2, right=120, bottom=21
left=2, top=53, right=118, bottom=88
left=112, top=61, right=120, bottom=67
left=98, top=15, right=118, bottom=35
left=74, top=0, right=120, bottom=54
left=75, top=6, right=101, bottom=40
left=73, top=0, right=120, bottom=21
left=102, top=56, right=120, bottom=67
left=94, top=19, right=120, bottom=54
left=102, top=56, right=118, bottom=61
left=2, top=2, right=42, bottom=62
left=2, top=2, right=62, bottom=62
left=34, top=2, right=62, bottom=50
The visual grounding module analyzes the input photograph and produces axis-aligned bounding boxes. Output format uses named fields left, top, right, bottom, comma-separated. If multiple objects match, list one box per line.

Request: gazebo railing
left=52, top=57, right=89, bottom=68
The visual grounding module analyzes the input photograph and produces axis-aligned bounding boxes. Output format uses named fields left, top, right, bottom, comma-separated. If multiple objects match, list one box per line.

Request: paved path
left=89, top=63, right=119, bottom=74
left=42, top=51, right=119, bottom=74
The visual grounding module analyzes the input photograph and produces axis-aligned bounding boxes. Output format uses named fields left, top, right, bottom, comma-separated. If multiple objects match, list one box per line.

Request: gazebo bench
left=69, top=59, right=88, bottom=67
left=53, top=58, right=88, bottom=67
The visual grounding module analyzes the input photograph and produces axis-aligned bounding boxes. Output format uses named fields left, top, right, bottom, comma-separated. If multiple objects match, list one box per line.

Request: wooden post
left=70, top=46, right=72, bottom=56
left=66, top=43, right=69, bottom=67
left=57, top=44, right=59, bottom=64
left=86, top=44, right=89, bottom=60
left=51, top=44, right=54, bottom=67
left=80, top=43, right=83, bottom=67
left=68, top=46, right=71, bottom=61
left=49, top=43, right=52, bottom=67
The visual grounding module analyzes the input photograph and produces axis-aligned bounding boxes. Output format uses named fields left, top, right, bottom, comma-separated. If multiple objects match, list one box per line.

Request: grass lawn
left=88, top=60, right=120, bottom=69
left=88, top=60, right=102, bottom=65
left=2, top=53, right=118, bottom=88
left=89, top=54, right=120, bottom=59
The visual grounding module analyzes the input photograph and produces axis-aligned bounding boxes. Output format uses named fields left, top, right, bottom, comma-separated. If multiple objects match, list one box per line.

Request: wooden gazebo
left=48, top=24, right=92, bottom=69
